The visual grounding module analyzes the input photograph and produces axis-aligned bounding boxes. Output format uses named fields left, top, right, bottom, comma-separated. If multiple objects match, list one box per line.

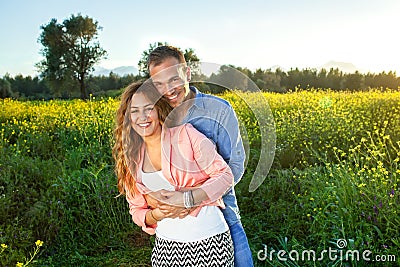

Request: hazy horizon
left=1, top=0, right=399, bottom=77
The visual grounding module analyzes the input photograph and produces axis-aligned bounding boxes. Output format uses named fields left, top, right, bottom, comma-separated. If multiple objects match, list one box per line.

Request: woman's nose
left=139, top=111, right=147, bottom=121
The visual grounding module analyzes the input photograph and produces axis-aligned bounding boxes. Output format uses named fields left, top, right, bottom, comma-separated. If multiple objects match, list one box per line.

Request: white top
left=141, top=170, right=228, bottom=242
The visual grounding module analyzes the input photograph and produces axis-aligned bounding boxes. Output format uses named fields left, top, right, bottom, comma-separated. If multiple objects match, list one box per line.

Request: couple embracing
left=113, top=45, right=253, bottom=267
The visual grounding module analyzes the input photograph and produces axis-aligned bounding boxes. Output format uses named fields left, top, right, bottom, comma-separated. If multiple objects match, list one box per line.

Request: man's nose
left=164, top=87, right=175, bottom=95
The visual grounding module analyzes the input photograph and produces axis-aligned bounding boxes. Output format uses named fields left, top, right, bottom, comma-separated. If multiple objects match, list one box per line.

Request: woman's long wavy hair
left=113, top=80, right=172, bottom=197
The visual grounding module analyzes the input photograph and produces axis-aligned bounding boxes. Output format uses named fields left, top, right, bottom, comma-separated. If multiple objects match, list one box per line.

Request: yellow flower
left=1, top=243, right=7, bottom=249
left=35, top=240, right=44, bottom=247
left=16, top=262, right=23, bottom=267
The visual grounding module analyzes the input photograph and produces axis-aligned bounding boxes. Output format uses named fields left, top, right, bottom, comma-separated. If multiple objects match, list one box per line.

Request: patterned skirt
left=151, top=231, right=234, bottom=267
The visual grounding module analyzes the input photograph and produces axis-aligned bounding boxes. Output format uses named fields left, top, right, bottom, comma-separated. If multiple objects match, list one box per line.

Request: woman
left=113, top=81, right=234, bottom=266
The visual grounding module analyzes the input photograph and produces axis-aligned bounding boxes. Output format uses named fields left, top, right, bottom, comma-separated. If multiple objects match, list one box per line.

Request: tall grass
left=1, top=90, right=399, bottom=266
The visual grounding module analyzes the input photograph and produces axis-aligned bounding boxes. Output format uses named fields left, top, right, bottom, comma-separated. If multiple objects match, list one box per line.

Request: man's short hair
left=147, top=45, right=186, bottom=70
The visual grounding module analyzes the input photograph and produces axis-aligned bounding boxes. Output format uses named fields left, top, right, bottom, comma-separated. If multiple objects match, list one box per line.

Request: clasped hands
left=145, top=189, right=194, bottom=220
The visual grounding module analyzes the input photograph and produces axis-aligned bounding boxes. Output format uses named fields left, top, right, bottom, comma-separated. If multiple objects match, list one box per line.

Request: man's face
left=149, top=57, right=190, bottom=108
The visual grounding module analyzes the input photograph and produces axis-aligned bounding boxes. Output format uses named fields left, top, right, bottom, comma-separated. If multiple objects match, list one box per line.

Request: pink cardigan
left=125, top=123, right=234, bottom=235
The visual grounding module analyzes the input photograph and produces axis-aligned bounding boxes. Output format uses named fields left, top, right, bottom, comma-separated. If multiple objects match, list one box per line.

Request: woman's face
left=129, top=92, right=161, bottom=138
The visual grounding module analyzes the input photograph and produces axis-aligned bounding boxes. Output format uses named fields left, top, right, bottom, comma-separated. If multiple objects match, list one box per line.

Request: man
left=146, top=45, right=253, bottom=266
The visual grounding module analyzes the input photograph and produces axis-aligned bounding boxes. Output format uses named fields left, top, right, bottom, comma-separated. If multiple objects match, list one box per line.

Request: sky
left=1, top=0, right=399, bottom=77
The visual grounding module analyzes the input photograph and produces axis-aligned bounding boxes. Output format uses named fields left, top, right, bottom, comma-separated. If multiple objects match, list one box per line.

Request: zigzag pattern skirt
left=151, top=231, right=234, bottom=267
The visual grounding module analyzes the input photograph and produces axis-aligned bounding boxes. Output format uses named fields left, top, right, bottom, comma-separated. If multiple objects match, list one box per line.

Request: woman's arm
left=126, top=190, right=160, bottom=235
left=145, top=208, right=166, bottom=225
left=154, top=124, right=234, bottom=208
left=142, top=124, right=234, bottom=217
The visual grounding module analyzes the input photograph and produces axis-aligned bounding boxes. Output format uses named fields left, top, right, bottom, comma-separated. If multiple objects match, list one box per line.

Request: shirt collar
left=182, top=86, right=206, bottom=122
left=189, top=86, right=205, bottom=109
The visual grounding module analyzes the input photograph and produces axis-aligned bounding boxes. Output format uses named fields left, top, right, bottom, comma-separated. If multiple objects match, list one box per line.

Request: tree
left=182, top=47, right=201, bottom=78
left=137, top=42, right=200, bottom=78
left=0, top=78, right=13, bottom=98
left=209, top=65, right=249, bottom=92
left=138, top=42, right=168, bottom=77
left=343, top=71, right=364, bottom=90
left=37, top=14, right=107, bottom=99
left=326, top=68, right=344, bottom=90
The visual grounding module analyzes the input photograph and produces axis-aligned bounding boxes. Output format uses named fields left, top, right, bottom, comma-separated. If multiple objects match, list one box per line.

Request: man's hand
left=146, top=190, right=192, bottom=219
left=159, top=190, right=184, bottom=206
left=145, top=192, right=163, bottom=209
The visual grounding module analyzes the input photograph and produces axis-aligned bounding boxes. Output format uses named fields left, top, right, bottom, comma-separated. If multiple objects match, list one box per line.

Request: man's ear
left=186, top=66, right=191, bottom=82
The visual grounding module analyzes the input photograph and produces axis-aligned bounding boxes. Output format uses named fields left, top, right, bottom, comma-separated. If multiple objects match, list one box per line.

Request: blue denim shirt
left=181, top=86, right=245, bottom=226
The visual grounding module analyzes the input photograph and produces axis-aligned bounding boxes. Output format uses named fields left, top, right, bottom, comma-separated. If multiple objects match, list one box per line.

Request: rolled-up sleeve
left=125, top=189, right=156, bottom=235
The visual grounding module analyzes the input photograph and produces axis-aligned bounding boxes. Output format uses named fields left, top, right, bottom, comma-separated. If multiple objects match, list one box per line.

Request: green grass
left=1, top=90, right=399, bottom=266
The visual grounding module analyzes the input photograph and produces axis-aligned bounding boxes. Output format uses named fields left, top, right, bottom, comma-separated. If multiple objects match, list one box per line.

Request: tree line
left=1, top=67, right=399, bottom=99
left=235, top=67, right=399, bottom=93
left=0, top=14, right=399, bottom=99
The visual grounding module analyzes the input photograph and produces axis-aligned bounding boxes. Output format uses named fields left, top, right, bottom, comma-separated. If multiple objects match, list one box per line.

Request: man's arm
left=217, top=104, right=245, bottom=185
left=145, top=190, right=200, bottom=219
left=144, top=193, right=186, bottom=218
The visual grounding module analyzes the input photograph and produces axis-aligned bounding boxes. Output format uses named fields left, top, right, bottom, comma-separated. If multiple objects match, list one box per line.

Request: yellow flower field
left=1, top=90, right=399, bottom=266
